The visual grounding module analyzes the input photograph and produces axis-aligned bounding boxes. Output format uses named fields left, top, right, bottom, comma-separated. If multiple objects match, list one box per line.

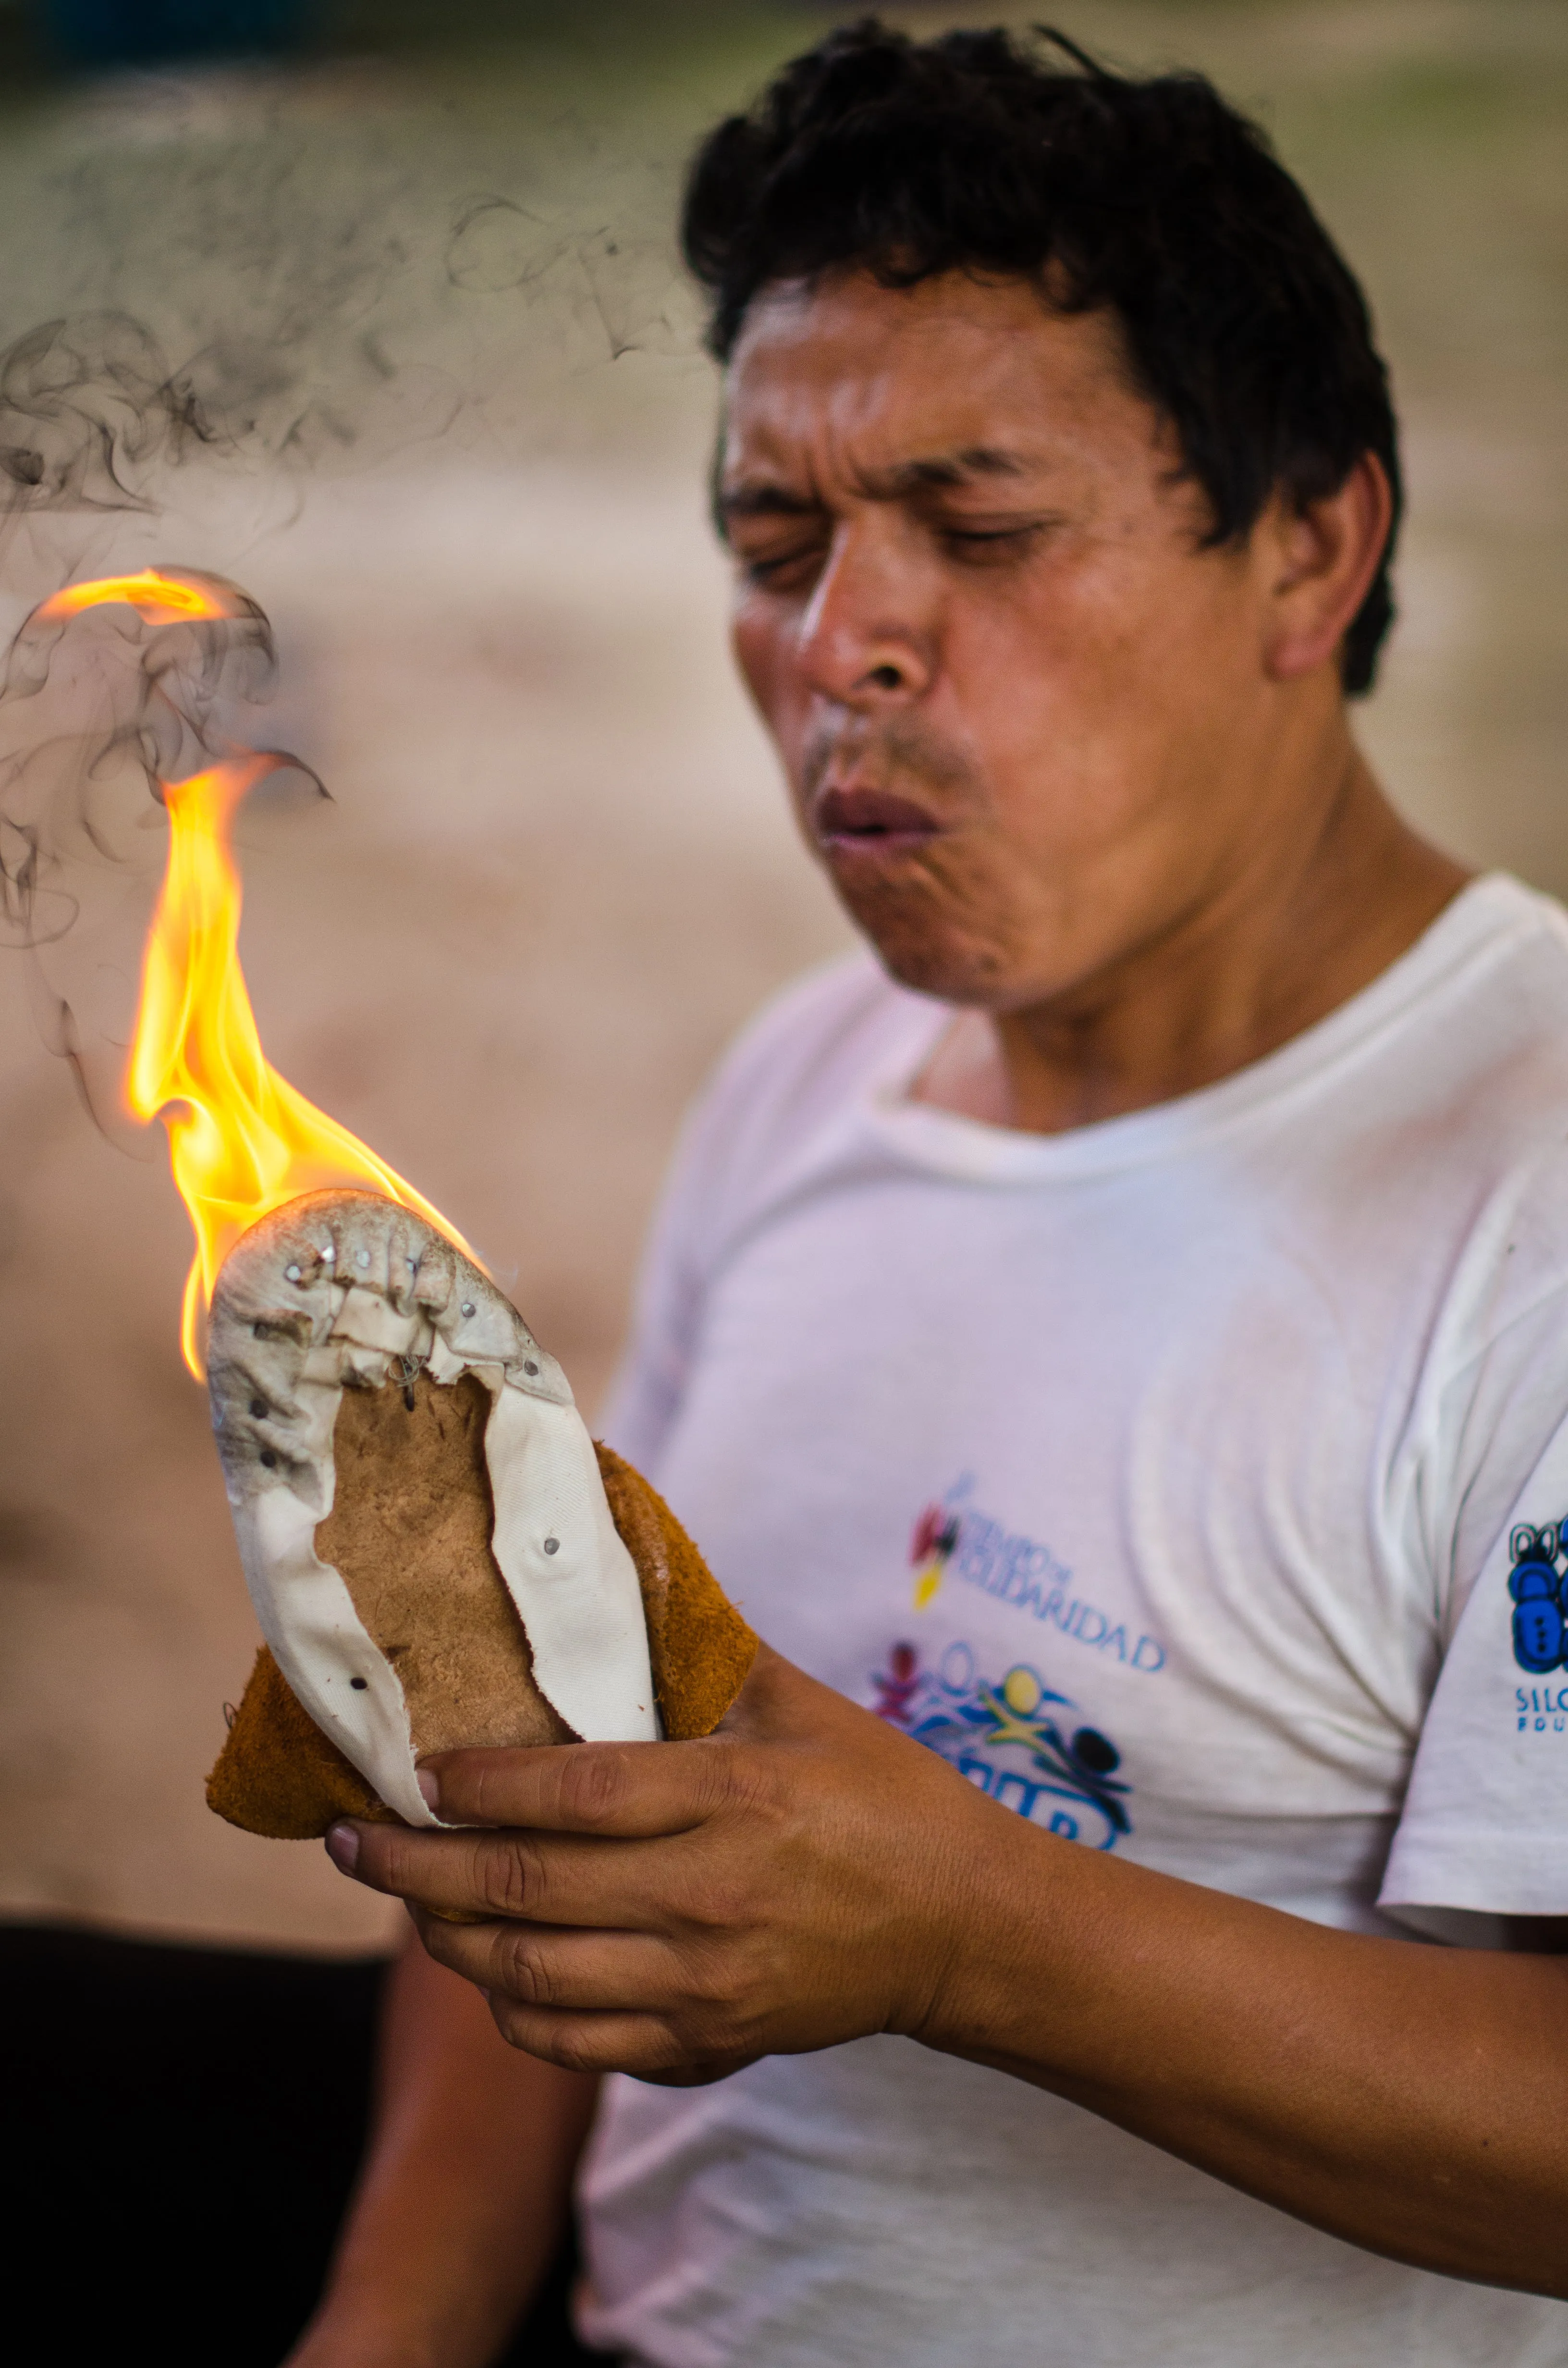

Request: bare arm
left=287, top=1925, right=599, bottom=2368
left=325, top=1648, right=1568, bottom=2301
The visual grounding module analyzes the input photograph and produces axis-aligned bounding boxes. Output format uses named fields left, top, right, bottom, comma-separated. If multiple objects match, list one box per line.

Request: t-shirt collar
left=861, top=873, right=1532, bottom=1185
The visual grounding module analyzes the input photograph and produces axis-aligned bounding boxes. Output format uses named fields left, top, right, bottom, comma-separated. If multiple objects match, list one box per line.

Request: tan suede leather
left=208, top=1382, right=757, bottom=1839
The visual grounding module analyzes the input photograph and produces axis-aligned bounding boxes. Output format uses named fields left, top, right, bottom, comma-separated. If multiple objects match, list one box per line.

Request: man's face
left=720, top=270, right=1322, bottom=1011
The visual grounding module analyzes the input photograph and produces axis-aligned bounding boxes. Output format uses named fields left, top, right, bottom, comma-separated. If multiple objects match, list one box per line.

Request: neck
left=916, top=730, right=1470, bottom=1136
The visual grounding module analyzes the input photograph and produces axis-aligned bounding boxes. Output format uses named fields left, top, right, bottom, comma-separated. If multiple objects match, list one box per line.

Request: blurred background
left=0, top=1, right=1563, bottom=2358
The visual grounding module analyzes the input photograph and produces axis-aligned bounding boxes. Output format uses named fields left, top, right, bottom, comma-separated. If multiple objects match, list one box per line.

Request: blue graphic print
left=1509, top=1523, right=1568, bottom=1674
left=871, top=1639, right=1132, bottom=1851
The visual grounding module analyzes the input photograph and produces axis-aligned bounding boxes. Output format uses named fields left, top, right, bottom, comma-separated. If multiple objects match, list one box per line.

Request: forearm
left=925, top=1829, right=1568, bottom=2295
left=290, top=1928, right=600, bottom=2368
left=320, top=1653, right=1568, bottom=2304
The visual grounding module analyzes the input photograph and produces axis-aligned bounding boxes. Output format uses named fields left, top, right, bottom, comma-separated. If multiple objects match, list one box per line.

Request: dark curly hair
left=682, top=20, right=1400, bottom=695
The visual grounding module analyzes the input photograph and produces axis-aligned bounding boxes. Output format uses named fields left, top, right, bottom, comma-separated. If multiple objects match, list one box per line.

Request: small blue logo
left=1508, top=1523, right=1568, bottom=1674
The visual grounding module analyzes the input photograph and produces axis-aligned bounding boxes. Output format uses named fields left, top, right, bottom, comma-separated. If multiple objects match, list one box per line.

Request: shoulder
left=1436, top=876, right=1568, bottom=1066
left=1443, top=880, right=1568, bottom=1203
left=633, top=951, right=939, bottom=1302
left=680, top=950, right=936, bottom=1181
left=1391, top=883, right=1568, bottom=1334
left=1372, top=877, right=1568, bottom=1181
left=603, top=954, right=935, bottom=1453
left=1401, top=888, right=1568, bottom=1480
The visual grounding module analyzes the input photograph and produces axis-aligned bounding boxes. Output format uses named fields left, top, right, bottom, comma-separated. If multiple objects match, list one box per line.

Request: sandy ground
left=0, top=1, right=1564, bottom=1950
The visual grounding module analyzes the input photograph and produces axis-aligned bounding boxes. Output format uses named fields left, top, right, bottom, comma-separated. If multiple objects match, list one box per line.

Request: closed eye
left=938, top=520, right=1051, bottom=565
left=736, top=538, right=830, bottom=591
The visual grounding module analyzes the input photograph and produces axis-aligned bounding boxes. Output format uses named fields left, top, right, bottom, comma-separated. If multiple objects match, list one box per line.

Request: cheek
left=949, top=556, right=1248, bottom=807
left=732, top=603, right=807, bottom=762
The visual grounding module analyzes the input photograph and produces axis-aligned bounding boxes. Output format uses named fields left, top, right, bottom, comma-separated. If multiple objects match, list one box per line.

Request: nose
left=795, top=519, right=935, bottom=707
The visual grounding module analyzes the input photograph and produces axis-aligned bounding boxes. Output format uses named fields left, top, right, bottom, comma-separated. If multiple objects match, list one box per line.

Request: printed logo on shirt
left=870, top=1638, right=1132, bottom=1851
left=1516, top=1685, right=1568, bottom=1734
left=908, top=1474, right=1166, bottom=1674
left=1507, top=1522, right=1568, bottom=1677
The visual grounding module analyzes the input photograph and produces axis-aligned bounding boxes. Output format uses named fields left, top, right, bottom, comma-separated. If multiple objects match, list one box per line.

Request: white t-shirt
left=577, top=874, right=1568, bottom=2368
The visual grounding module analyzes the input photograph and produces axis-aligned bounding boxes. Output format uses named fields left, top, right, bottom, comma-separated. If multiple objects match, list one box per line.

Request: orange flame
left=42, top=570, right=477, bottom=1378
left=37, top=567, right=251, bottom=628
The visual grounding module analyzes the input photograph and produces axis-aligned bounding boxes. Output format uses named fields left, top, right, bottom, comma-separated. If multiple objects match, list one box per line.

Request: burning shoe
left=5, top=568, right=752, bottom=1834
left=204, top=1190, right=756, bottom=1838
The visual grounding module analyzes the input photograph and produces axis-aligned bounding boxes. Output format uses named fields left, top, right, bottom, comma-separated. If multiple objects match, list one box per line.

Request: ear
left=1261, top=452, right=1393, bottom=684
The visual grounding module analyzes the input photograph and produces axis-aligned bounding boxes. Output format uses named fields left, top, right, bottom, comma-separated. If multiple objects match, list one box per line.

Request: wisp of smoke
left=0, top=306, right=464, bottom=543
left=0, top=313, right=176, bottom=518
left=0, top=565, right=322, bottom=1132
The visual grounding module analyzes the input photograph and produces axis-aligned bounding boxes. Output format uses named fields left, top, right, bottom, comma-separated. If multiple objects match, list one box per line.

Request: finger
left=412, top=1905, right=691, bottom=2014
left=479, top=2001, right=716, bottom=2081
left=412, top=1917, right=750, bottom=2081
left=492, top=2008, right=756, bottom=2087
left=416, top=1732, right=741, bottom=1838
left=328, top=1815, right=698, bottom=1931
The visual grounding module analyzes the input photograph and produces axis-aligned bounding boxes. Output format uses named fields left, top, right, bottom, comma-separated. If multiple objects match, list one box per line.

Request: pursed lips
left=811, top=784, right=943, bottom=856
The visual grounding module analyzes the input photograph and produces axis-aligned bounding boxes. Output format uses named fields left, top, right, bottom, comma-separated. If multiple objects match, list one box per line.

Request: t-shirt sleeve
left=1381, top=1414, right=1568, bottom=1922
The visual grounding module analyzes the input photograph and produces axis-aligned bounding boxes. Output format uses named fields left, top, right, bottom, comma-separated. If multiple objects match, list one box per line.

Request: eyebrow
left=717, top=444, right=1032, bottom=523
left=862, top=445, right=1032, bottom=497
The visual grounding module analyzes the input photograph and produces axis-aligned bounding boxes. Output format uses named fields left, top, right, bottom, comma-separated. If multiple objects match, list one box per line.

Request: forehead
left=722, top=269, right=1159, bottom=484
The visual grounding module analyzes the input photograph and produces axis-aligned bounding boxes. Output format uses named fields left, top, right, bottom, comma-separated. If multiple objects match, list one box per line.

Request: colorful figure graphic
left=1509, top=1523, right=1568, bottom=1674
left=909, top=1503, right=961, bottom=1609
left=871, top=1640, right=924, bottom=1723
left=870, top=1640, right=1132, bottom=1851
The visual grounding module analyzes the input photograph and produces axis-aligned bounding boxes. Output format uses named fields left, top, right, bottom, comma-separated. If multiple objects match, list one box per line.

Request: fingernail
left=416, top=1767, right=441, bottom=1814
left=325, top=1822, right=360, bottom=1874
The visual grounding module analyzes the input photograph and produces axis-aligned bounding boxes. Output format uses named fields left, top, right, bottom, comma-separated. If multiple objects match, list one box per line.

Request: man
left=293, top=25, right=1568, bottom=2367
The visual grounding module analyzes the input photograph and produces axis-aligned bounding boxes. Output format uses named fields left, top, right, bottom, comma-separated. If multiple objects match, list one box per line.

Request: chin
left=851, top=900, right=1016, bottom=1009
